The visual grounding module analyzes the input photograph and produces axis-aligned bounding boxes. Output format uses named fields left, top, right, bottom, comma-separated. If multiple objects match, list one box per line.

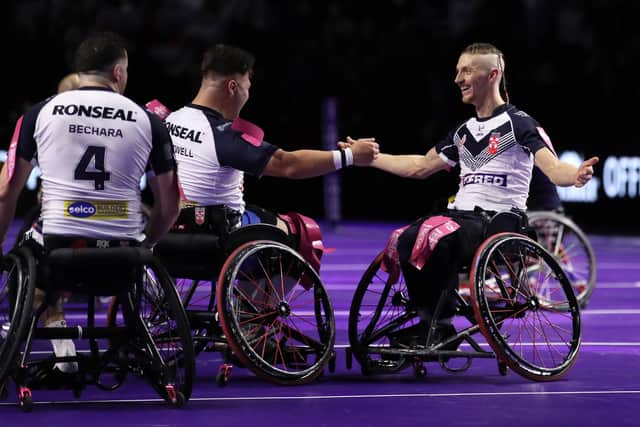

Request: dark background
left=2, top=0, right=638, bottom=233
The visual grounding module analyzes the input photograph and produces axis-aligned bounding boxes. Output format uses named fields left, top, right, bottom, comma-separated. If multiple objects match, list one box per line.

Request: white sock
left=46, top=320, right=78, bottom=373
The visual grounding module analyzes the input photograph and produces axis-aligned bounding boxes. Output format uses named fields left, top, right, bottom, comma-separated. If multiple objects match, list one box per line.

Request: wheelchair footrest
left=21, top=363, right=85, bottom=391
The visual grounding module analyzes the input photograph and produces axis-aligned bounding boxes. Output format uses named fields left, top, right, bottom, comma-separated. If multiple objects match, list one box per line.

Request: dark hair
left=201, top=44, right=255, bottom=77
left=74, top=32, right=127, bottom=74
left=462, top=42, right=509, bottom=103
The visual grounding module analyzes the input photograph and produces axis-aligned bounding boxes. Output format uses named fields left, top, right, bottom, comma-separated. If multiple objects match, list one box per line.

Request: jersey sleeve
left=15, top=100, right=49, bottom=163
left=213, top=128, right=279, bottom=177
left=145, top=110, right=177, bottom=175
left=511, top=112, right=550, bottom=156
left=434, top=127, right=459, bottom=167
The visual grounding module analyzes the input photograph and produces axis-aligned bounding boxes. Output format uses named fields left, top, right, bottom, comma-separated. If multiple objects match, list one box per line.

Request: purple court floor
left=1, top=220, right=639, bottom=426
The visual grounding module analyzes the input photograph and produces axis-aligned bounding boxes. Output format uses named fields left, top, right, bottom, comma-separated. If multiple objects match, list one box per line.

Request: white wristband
left=344, top=147, right=354, bottom=166
left=332, top=150, right=343, bottom=170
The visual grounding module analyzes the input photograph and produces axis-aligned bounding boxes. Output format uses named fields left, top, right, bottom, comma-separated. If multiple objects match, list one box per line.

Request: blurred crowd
left=2, top=0, right=638, bottom=220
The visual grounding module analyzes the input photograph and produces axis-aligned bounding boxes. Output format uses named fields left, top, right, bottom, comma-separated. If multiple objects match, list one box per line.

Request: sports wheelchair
left=108, top=209, right=336, bottom=386
left=527, top=210, right=596, bottom=309
left=346, top=211, right=582, bottom=381
left=0, top=238, right=195, bottom=412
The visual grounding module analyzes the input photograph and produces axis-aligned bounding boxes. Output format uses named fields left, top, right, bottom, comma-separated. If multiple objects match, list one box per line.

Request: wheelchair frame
left=110, top=222, right=336, bottom=387
left=346, top=230, right=582, bottom=382
left=527, top=210, right=597, bottom=309
left=0, top=244, right=195, bottom=412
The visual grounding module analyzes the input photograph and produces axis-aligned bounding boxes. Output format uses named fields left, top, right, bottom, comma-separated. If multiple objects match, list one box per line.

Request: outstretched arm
left=262, top=137, right=379, bottom=179
left=371, top=146, right=449, bottom=179
left=535, top=147, right=599, bottom=187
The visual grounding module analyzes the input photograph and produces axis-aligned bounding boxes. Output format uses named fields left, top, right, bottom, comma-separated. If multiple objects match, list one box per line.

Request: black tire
left=471, top=232, right=581, bottom=381
left=348, top=252, right=416, bottom=375
left=0, top=248, right=37, bottom=383
left=217, top=241, right=335, bottom=385
left=19, top=392, right=33, bottom=412
left=122, top=261, right=195, bottom=402
left=527, top=211, right=596, bottom=309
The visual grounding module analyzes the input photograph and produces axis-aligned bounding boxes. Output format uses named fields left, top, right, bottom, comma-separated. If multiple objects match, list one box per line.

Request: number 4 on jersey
left=74, top=146, right=111, bottom=190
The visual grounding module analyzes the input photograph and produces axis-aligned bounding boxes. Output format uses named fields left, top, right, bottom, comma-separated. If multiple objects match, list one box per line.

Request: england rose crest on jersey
left=488, top=132, right=500, bottom=155
left=195, top=206, right=206, bottom=225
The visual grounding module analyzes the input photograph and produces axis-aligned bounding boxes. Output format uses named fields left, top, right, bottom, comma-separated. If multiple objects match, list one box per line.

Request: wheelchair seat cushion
left=40, top=237, right=153, bottom=296
left=154, top=232, right=224, bottom=280
left=485, top=209, right=529, bottom=237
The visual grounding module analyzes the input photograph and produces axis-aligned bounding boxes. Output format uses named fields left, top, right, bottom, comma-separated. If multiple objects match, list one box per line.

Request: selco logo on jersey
left=64, top=200, right=129, bottom=219
left=52, top=104, right=136, bottom=122
left=462, top=173, right=508, bottom=187
left=66, top=201, right=97, bottom=218
left=165, top=122, right=203, bottom=143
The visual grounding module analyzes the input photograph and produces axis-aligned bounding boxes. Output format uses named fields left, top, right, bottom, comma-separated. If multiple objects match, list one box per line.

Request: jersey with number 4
left=13, top=87, right=176, bottom=240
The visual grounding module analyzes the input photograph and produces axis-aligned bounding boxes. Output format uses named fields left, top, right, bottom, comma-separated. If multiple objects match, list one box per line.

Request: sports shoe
left=429, top=323, right=462, bottom=351
left=389, top=322, right=461, bottom=351
left=388, top=322, right=428, bottom=347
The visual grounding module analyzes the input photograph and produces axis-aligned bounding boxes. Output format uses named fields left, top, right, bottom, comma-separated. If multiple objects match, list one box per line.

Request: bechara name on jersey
left=52, top=104, right=137, bottom=122
left=69, top=124, right=124, bottom=138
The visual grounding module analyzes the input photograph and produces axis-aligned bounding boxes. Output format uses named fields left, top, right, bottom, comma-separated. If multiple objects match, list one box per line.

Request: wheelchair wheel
left=0, top=248, right=36, bottom=383
left=108, top=278, right=218, bottom=356
left=217, top=241, right=335, bottom=385
left=121, top=261, right=195, bottom=403
left=470, top=232, right=581, bottom=381
left=527, top=211, right=596, bottom=309
left=348, top=251, right=416, bottom=375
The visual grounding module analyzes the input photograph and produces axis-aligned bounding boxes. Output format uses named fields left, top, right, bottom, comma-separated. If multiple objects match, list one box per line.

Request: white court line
left=25, top=341, right=640, bottom=356
left=325, top=282, right=640, bottom=290
left=596, top=282, right=640, bottom=288
left=321, top=262, right=640, bottom=272
left=1, top=390, right=640, bottom=407
left=332, top=342, right=640, bottom=348
left=581, top=309, right=640, bottom=315
left=62, top=308, right=640, bottom=320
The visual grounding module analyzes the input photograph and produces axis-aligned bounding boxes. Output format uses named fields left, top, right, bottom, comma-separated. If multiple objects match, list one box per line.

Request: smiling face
left=454, top=52, right=498, bottom=108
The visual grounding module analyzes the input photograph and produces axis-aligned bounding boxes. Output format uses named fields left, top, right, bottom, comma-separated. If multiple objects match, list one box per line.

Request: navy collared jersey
left=12, top=87, right=176, bottom=240
left=164, top=104, right=278, bottom=213
left=436, top=104, right=552, bottom=212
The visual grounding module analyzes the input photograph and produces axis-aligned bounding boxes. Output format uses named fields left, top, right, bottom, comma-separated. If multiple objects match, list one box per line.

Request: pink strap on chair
left=409, top=216, right=460, bottom=270
left=380, top=224, right=410, bottom=284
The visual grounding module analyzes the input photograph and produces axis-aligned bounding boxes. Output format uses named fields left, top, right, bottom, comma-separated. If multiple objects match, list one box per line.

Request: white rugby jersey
left=13, top=87, right=176, bottom=240
left=165, top=104, right=278, bottom=213
left=436, top=104, right=551, bottom=212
